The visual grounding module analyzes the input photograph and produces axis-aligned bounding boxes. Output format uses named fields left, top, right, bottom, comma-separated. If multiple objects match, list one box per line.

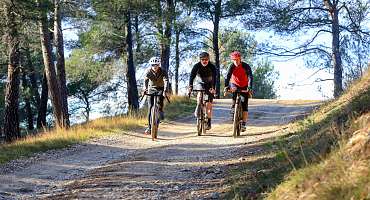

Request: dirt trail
left=0, top=99, right=320, bottom=200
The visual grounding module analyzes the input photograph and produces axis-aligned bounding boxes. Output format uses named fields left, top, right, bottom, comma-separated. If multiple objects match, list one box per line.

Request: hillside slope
left=267, top=69, right=370, bottom=199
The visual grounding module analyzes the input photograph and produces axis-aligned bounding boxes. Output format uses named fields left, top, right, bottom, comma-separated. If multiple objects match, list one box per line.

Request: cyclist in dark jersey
left=143, top=56, right=169, bottom=134
left=188, top=52, right=216, bottom=130
left=224, top=51, right=253, bottom=131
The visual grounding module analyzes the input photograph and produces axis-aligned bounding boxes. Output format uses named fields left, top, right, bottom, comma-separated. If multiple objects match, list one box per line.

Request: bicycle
left=189, top=89, right=209, bottom=136
left=143, top=90, right=170, bottom=141
left=224, top=88, right=250, bottom=137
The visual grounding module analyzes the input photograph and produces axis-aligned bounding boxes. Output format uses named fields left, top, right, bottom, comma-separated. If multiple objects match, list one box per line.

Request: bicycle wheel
left=233, top=101, right=241, bottom=138
left=197, top=117, right=203, bottom=136
left=236, top=105, right=243, bottom=136
left=150, top=104, right=159, bottom=140
left=202, top=107, right=207, bottom=135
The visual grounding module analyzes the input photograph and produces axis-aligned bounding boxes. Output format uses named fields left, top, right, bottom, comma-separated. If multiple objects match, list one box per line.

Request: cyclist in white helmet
left=143, top=56, right=169, bottom=135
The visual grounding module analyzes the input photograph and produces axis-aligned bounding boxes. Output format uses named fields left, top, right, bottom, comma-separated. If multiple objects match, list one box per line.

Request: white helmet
left=149, top=57, right=161, bottom=65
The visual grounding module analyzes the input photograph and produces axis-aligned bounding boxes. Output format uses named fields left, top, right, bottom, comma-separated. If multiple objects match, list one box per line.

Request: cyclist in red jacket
left=224, top=51, right=253, bottom=131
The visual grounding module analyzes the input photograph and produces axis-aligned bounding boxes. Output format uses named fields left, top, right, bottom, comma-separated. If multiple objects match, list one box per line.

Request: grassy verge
left=224, top=70, right=370, bottom=199
left=164, top=95, right=196, bottom=120
left=0, top=95, right=195, bottom=165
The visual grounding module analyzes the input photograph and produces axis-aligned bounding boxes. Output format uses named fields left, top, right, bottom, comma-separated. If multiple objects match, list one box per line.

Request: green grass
left=164, top=95, right=196, bottom=119
left=0, top=95, right=195, bottom=164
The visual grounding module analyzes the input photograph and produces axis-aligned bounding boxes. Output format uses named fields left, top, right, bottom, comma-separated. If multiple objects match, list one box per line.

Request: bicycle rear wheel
left=150, top=105, right=159, bottom=140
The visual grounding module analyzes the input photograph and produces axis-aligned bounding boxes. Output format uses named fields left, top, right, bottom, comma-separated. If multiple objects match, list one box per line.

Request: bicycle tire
left=150, top=103, right=159, bottom=140
left=197, top=118, right=202, bottom=136
left=236, top=104, right=242, bottom=136
left=233, top=100, right=241, bottom=138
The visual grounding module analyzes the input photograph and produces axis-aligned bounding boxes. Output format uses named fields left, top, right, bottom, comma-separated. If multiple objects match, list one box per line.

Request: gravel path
left=0, top=99, right=319, bottom=200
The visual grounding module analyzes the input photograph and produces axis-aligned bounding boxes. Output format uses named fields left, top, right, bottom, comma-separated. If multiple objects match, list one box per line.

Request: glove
left=223, top=86, right=229, bottom=92
left=188, top=86, right=193, bottom=97
left=247, top=86, right=252, bottom=91
left=142, top=88, right=148, bottom=96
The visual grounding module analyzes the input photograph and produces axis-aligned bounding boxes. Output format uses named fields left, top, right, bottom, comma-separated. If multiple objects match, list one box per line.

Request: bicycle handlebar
left=145, top=92, right=171, bottom=103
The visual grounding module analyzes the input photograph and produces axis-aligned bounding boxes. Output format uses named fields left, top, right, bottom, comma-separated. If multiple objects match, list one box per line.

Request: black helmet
left=199, top=52, right=209, bottom=59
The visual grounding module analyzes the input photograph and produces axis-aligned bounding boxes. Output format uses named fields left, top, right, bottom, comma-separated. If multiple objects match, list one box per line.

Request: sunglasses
left=200, top=58, right=209, bottom=61
left=151, top=64, right=159, bottom=67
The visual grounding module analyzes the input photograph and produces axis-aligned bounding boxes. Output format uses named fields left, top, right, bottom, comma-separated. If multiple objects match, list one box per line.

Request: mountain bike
left=189, top=89, right=209, bottom=136
left=225, top=88, right=250, bottom=137
left=145, top=90, right=170, bottom=141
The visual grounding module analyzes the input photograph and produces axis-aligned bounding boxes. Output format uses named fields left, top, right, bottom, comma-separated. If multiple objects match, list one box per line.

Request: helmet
left=149, top=57, right=161, bottom=65
left=199, top=52, right=209, bottom=59
left=230, top=51, right=241, bottom=59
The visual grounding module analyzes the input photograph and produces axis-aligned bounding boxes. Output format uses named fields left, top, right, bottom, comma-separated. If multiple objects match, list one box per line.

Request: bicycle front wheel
left=233, top=103, right=241, bottom=138
left=150, top=105, right=159, bottom=140
left=197, top=118, right=203, bottom=136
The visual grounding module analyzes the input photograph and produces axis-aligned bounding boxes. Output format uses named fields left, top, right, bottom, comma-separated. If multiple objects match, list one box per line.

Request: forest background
left=0, top=0, right=369, bottom=141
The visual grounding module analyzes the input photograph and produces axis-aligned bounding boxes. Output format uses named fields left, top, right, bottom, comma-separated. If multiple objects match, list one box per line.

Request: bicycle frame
left=192, top=89, right=208, bottom=136
left=146, top=92, right=162, bottom=141
left=225, top=88, right=249, bottom=137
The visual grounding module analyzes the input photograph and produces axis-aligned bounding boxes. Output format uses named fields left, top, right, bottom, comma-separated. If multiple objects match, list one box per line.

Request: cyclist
left=143, top=56, right=169, bottom=135
left=224, top=51, right=253, bottom=132
left=188, top=52, right=216, bottom=130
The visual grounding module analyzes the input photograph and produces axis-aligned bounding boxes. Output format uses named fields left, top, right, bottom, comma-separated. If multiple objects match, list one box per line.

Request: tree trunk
left=125, top=11, right=139, bottom=111
left=83, top=93, right=90, bottom=122
left=212, top=0, right=221, bottom=98
left=54, top=0, right=70, bottom=127
left=22, top=71, right=34, bottom=130
left=134, top=15, right=141, bottom=53
left=37, top=0, right=64, bottom=128
left=37, top=71, right=48, bottom=129
left=160, top=0, right=174, bottom=76
left=174, top=28, right=180, bottom=95
left=25, top=47, right=41, bottom=108
left=330, top=5, right=343, bottom=98
left=4, top=0, right=21, bottom=142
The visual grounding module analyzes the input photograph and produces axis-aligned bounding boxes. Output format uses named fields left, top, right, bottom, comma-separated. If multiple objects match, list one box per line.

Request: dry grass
left=226, top=69, right=370, bottom=199
left=265, top=69, right=370, bottom=200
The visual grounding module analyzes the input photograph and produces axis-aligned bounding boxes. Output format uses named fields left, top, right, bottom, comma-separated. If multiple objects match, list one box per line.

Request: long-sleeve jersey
left=188, top=62, right=216, bottom=89
left=144, top=67, right=168, bottom=91
left=225, top=62, right=253, bottom=88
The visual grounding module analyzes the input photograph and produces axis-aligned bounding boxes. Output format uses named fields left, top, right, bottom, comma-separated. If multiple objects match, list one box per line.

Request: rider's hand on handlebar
left=141, top=89, right=148, bottom=96
left=187, top=86, right=193, bottom=97
left=209, top=88, right=216, bottom=94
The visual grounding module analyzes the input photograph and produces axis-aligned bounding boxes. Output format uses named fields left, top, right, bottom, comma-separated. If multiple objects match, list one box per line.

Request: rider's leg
left=206, top=102, right=213, bottom=117
left=241, top=93, right=249, bottom=131
left=159, top=95, right=165, bottom=120
left=194, top=92, right=202, bottom=117
left=206, top=101, right=213, bottom=129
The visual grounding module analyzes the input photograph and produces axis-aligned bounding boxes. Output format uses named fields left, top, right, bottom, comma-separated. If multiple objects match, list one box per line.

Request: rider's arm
left=162, top=69, right=169, bottom=92
left=144, top=70, right=150, bottom=91
left=246, top=63, right=253, bottom=89
left=189, top=64, right=199, bottom=87
left=211, top=63, right=217, bottom=89
left=224, top=64, right=234, bottom=87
